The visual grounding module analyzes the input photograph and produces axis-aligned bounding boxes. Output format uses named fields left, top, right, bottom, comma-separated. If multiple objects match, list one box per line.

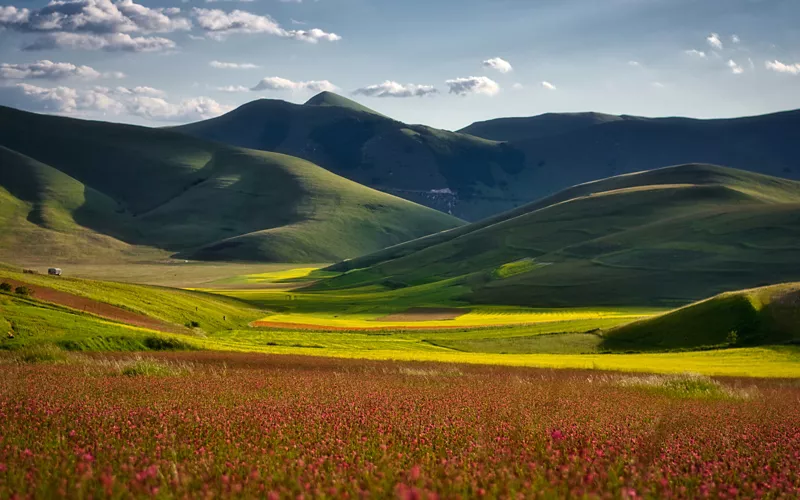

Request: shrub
left=185, top=320, right=200, bottom=328
left=727, top=330, right=739, bottom=346
left=0, top=282, right=11, bottom=292
left=14, top=286, right=32, bottom=297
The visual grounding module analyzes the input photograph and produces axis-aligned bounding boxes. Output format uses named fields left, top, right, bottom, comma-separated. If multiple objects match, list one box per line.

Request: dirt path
left=2, top=279, right=184, bottom=334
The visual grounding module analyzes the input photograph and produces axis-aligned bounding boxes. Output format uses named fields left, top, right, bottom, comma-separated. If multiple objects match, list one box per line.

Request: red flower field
left=1, top=352, right=799, bottom=498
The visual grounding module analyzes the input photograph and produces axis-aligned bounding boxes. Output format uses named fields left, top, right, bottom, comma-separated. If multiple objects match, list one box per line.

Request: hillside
left=603, top=283, right=800, bottom=351
left=315, top=164, right=800, bottom=307
left=0, top=106, right=462, bottom=264
left=174, top=92, right=528, bottom=220
left=177, top=94, right=800, bottom=220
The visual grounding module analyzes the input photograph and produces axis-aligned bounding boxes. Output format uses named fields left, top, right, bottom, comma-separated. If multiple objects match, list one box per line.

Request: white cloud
left=11, top=82, right=231, bottom=122
left=765, top=60, right=800, bottom=75
left=706, top=33, right=723, bottom=50
left=541, top=81, right=557, bottom=90
left=23, top=32, right=177, bottom=52
left=511, top=83, right=524, bottom=90
left=731, top=34, right=740, bottom=44
left=352, top=81, right=437, bottom=98
left=0, top=0, right=188, bottom=51
left=684, top=49, right=707, bottom=58
left=651, top=82, right=665, bottom=89
left=0, top=60, right=124, bottom=81
left=445, top=76, right=499, bottom=96
left=728, top=59, right=743, bottom=74
left=251, top=76, right=337, bottom=92
left=192, top=8, right=340, bottom=42
left=0, top=0, right=190, bottom=34
left=209, top=60, right=259, bottom=69
left=628, top=60, right=641, bottom=67
left=482, top=57, right=513, bottom=74
left=216, top=85, right=250, bottom=92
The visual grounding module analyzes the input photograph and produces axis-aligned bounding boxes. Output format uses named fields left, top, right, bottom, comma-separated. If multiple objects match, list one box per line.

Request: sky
left=0, top=0, right=799, bottom=130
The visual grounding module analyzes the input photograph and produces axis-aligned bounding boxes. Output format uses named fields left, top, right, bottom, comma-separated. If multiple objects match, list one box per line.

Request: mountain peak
left=304, top=91, right=383, bottom=116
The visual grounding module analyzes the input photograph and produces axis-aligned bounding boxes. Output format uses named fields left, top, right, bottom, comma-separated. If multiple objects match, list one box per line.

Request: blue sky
left=0, top=0, right=799, bottom=129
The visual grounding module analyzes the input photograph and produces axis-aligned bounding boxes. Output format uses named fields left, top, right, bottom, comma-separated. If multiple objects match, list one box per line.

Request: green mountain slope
left=602, top=283, right=800, bottom=351
left=174, top=93, right=527, bottom=220
left=0, top=106, right=462, bottom=264
left=315, top=164, right=800, bottom=307
left=177, top=94, right=800, bottom=221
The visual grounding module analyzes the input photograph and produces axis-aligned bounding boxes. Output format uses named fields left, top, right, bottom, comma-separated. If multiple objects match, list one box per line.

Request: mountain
left=174, top=92, right=528, bottom=220
left=314, top=164, right=800, bottom=307
left=176, top=93, right=800, bottom=221
left=603, top=282, right=800, bottom=351
left=0, top=105, right=462, bottom=264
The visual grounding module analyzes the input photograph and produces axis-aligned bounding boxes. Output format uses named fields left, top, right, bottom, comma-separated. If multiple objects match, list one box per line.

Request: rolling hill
left=315, top=164, right=800, bottom=307
left=602, top=283, right=800, bottom=351
left=174, top=92, right=529, bottom=220
left=177, top=93, right=800, bottom=220
left=0, top=105, right=462, bottom=264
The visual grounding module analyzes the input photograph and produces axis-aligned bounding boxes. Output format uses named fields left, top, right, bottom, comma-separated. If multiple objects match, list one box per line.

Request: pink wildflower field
left=1, top=353, right=799, bottom=498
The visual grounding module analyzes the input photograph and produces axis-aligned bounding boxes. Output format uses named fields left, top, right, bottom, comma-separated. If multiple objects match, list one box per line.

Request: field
left=1, top=352, right=799, bottom=498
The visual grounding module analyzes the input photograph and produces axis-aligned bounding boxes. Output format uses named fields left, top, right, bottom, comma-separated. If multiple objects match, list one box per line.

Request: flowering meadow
left=1, top=352, right=799, bottom=498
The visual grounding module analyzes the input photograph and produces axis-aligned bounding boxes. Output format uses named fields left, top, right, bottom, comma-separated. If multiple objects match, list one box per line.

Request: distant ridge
left=177, top=93, right=800, bottom=221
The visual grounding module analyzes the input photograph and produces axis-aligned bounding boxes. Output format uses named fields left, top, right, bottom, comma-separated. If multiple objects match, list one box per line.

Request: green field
left=2, top=262, right=799, bottom=378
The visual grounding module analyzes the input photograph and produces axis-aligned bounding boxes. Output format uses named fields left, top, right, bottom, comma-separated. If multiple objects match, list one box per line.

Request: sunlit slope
left=0, top=106, right=462, bottom=263
left=175, top=92, right=527, bottom=220
left=603, top=283, right=800, bottom=351
left=316, top=164, right=800, bottom=306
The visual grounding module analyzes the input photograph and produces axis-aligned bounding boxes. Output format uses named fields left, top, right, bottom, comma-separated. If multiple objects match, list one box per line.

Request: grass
left=0, top=105, right=462, bottom=264
left=613, top=373, right=755, bottom=400
left=318, top=164, right=800, bottom=308
left=174, top=92, right=525, bottom=221
left=605, top=282, right=800, bottom=351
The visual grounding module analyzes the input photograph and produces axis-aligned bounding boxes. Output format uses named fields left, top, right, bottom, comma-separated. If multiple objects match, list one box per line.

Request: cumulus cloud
left=8, top=82, right=231, bottom=122
left=482, top=57, right=512, bottom=73
left=765, top=60, right=800, bottom=75
left=731, top=34, right=740, bottom=44
left=0, top=60, right=124, bottom=81
left=352, top=81, right=437, bottom=98
left=23, top=32, right=176, bottom=52
left=0, top=0, right=189, bottom=52
left=628, top=60, right=641, bottom=67
left=684, top=49, right=707, bottom=58
left=511, top=83, right=524, bottom=90
left=0, top=0, right=190, bottom=34
left=541, top=81, right=557, bottom=90
left=209, top=60, right=259, bottom=69
left=192, top=8, right=340, bottom=42
left=251, top=76, right=337, bottom=92
left=727, top=59, right=743, bottom=74
left=445, top=76, right=499, bottom=96
left=706, top=33, right=723, bottom=50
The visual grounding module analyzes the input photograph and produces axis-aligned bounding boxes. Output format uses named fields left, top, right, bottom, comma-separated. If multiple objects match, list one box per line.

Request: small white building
left=48, top=268, right=62, bottom=276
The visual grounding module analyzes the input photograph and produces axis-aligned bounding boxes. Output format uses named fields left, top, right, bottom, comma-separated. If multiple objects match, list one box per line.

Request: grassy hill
left=0, top=266, right=263, bottom=351
left=315, top=164, right=800, bottom=307
left=603, top=283, right=800, bottom=351
left=174, top=92, right=527, bottom=220
left=177, top=94, right=800, bottom=220
left=0, top=105, right=462, bottom=264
